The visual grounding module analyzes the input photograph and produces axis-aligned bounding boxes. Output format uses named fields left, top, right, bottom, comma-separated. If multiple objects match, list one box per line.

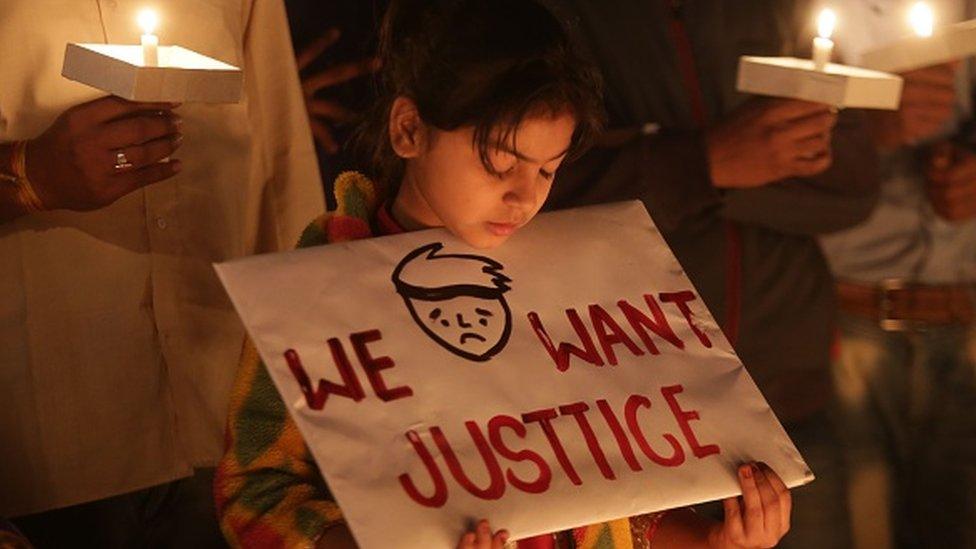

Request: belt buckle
left=878, top=278, right=912, bottom=331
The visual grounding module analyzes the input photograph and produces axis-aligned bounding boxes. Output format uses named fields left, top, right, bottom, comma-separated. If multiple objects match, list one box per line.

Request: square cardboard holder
left=736, top=56, right=903, bottom=110
left=858, top=18, right=976, bottom=73
left=62, top=43, right=243, bottom=103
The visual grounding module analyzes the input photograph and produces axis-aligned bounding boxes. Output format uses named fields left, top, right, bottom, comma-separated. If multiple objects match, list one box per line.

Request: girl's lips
left=486, top=221, right=519, bottom=236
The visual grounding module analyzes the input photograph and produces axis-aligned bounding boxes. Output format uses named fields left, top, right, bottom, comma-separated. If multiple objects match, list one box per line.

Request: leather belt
left=836, top=279, right=975, bottom=331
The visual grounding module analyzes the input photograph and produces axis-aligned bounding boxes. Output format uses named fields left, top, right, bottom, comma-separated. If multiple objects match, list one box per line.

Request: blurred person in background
left=0, top=1, right=323, bottom=546
left=821, top=1, right=976, bottom=547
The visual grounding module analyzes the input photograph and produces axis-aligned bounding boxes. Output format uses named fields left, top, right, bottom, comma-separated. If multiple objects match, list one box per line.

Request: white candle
left=813, top=8, right=836, bottom=71
left=909, top=2, right=935, bottom=37
left=138, top=9, right=159, bottom=67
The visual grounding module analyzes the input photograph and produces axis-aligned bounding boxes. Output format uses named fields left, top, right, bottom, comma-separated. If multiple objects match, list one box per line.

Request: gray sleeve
left=548, top=130, right=723, bottom=235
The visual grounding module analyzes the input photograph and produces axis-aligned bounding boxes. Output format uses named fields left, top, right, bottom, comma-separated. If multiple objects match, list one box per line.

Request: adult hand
left=869, top=62, right=958, bottom=150
left=707, top=462, right=791, bottom=549
left=706, top=98, right=837, bottom=188
left=26, top=95, right=182, bottom=211
left=298, top=28, right=381, bottom=154
left=926, top=140, right=976, bottom=222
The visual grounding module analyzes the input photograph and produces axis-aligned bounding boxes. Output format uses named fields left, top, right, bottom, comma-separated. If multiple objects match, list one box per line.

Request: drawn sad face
left=392, top=243, right=513, bottom=362
left=408, top=296, right=511, bottom=361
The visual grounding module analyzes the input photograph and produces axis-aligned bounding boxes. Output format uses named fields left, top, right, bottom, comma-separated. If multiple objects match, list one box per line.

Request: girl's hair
left=352, top=0, right=604, bottom=185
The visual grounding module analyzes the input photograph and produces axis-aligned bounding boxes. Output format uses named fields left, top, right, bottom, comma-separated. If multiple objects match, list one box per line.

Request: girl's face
left=393, top=107, right=578, bottom=249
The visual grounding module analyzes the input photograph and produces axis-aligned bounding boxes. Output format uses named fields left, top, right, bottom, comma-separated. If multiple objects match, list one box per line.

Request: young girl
left=215, top=1, right=792, bottom=548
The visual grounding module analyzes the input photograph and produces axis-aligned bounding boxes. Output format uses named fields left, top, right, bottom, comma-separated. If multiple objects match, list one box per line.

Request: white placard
left=216, top=201, right=812, bottom=549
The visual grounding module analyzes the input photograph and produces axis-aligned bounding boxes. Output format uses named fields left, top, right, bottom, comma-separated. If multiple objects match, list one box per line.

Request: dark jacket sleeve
left=719, top=108, right=881, bottom=236
left=551, top=108, right=880, bottom=237
left=549, top=129, right=722, bottom=235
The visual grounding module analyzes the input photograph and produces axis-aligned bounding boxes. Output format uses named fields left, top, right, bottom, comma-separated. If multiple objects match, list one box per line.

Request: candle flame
left=137, top=9, right=159, bottom=35
left=817, top=8, right=837, bottom=39
left=910, top=2, right=935, bottom=37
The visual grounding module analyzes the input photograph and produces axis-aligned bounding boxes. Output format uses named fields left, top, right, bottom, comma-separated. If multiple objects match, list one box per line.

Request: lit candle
left=813, top=8, right=837, bottom=71
left=138, top=9, right=159, bottom=67
left=909, top=2, right=935, bottom=37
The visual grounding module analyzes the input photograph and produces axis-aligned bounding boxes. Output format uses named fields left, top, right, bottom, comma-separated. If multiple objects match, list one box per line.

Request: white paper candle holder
left=62, top=43, right=243, bottom=104
left=858, top=19, right=976, bottom=73
left=736, top=56, right=903, bottom=110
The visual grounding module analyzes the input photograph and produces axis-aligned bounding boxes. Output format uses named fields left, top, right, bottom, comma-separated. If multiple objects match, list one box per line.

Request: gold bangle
left=0, top=142, right=17, bottom=183
left=10, top=141, right=45, bottom=212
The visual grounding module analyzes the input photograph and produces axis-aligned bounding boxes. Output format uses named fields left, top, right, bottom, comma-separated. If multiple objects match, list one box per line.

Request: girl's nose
left=503, top=171, right=537, bottom=209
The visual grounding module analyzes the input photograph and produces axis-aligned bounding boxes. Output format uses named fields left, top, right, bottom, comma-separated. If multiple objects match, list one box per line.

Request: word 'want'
left=529, top=291, right=712, bottom=371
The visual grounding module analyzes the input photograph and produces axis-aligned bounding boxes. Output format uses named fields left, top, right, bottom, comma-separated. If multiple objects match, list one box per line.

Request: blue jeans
left=778, top=412, right=851, bottom=549
left=833, top=315, right=976, bottom=549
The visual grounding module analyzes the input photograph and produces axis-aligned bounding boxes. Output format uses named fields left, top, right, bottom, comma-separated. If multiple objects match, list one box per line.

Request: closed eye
left=540, top=169, right=554, bottom=181
left=493, top=165, right=516, bottom=179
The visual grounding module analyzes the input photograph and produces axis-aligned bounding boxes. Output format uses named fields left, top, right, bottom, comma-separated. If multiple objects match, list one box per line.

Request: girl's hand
left=457, top=519, right=509, bottom=549
left=708, top=462, right=792, bottom=549
left=315, top=524, right=357, bottom=549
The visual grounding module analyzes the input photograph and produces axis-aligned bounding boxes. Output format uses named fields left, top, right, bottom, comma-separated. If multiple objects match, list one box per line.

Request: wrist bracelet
left=8, top=141, right=45, bottom=213
left=0, top=142, right=17, bottom=183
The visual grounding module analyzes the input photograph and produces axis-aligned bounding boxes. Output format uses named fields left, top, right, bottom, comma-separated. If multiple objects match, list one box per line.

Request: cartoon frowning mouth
left=460, top=333, right=487, bottom=344
left=392, top=243, right=513, bottom=362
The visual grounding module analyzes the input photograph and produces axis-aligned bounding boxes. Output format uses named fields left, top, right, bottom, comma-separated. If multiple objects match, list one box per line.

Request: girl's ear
left=389, top=97, right=428, bottom=159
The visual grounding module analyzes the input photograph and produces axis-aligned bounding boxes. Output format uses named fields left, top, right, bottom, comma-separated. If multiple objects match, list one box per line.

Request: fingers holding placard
left=710, top=463, right=792, bottom=549
left=314, top=524, right=358, bottom=549
left=456, top=520, right=509, bottom=549
left=759, top=462, right=792, bottom=533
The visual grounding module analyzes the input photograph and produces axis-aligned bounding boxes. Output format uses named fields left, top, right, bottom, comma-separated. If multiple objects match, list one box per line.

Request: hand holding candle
left=925, top=141, right=976, bottom=222
left=21, top=96, right=182, bottom=211
left=868, top=61, right=957, bottom=150
left=707, top=98, right=838, bottom=188
left=865, top=2, right=957, bottom=149
left=812, top=8, right=836, bottom=71
left=138, top=9, right=159, bottom=67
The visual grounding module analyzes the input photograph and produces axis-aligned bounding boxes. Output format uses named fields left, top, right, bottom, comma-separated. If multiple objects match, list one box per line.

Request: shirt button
left=155, top=216, right=168, bottom=229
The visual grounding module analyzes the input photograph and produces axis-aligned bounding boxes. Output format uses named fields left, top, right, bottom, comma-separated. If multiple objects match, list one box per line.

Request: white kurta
left=0, top=0, right=324, bottom=516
